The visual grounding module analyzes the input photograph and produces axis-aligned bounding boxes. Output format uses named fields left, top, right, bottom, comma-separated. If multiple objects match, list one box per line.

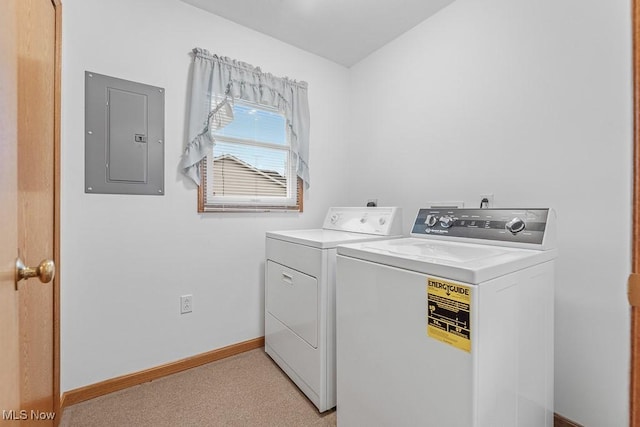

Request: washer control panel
left=411, top=208, right=551, bottom=245
left=323, top=207, right=403, bottom=236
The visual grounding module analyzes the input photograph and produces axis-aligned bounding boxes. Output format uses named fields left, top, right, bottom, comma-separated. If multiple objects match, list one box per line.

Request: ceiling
left=180, top=0, right=455, bottom=67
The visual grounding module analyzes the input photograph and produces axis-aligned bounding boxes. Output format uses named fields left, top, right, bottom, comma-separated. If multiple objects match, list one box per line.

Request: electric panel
left=85, top=71, right=164, bottom=195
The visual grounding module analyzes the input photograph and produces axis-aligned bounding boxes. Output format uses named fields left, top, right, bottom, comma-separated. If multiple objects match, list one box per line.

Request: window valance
left=181, top=48, right=310, bottom=189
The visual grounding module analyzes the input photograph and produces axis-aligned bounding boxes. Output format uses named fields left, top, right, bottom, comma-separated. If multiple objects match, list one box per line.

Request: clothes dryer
left=336, top=208, right=557, bottom=426
left=265, top=207, right=402, bottom=412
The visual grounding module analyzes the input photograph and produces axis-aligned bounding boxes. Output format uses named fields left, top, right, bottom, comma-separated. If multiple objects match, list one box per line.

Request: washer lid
left=266, top=229, right=402, bottom=249
left=337, top=237, right=558, bottom=283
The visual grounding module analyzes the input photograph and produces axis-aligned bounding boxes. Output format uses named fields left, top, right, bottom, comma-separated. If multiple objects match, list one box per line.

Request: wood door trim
left=554, top=413, right=584, bottom=427
left=59, top=337, right=265, bottom=409
left=0, top=0, right=20, bottom=415
left=633, top=0, right=640, bottom=426
left=52, top=0, right=61, bottom=425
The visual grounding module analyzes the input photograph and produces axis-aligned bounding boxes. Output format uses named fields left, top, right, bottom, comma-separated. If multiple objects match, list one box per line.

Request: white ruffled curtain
left=181, top=48, right=310, bottom=188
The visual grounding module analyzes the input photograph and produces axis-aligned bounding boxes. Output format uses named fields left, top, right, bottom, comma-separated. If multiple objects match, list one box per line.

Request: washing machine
left=336, top=208, right=557, bottom=427
left=265, top=207, right=403, bottom=412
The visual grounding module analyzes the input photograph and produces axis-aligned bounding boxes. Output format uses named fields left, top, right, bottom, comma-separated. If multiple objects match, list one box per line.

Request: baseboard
left=554, top=412, right=583, bottom=427
left=60, top=336, right=264, bottom=409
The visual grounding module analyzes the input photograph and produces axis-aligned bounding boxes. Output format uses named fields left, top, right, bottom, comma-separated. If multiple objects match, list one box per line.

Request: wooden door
left=0, top=0, right=61, bottom=425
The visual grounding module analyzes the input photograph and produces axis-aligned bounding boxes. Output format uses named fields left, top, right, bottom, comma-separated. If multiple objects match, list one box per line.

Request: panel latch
left=134, top=134, right=147, bottom=143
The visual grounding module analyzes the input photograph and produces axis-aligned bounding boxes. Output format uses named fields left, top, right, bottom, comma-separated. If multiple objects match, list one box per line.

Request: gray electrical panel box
left=85, top=71, right=164, bottom=195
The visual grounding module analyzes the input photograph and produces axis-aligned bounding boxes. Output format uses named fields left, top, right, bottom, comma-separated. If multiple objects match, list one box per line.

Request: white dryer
left=265, top=207, right=403, bottom=412
left=336, top=208, right=557, bottom=426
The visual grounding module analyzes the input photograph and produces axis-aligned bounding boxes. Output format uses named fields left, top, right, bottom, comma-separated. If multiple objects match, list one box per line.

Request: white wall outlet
left=180, top=295, right=193, bottom=314
left=480, top=194, right=494, bottom=208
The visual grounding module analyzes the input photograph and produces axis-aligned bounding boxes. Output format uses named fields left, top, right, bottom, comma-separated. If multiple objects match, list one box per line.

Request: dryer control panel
left=323, top=207, right=403, bottom=236
left=411, top=208, right=555, bottom=248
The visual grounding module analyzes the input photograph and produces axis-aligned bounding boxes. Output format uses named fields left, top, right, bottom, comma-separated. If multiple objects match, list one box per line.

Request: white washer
left=336, top=208, right=557, bottom=426
left=265, top=207, right=403, bottom=412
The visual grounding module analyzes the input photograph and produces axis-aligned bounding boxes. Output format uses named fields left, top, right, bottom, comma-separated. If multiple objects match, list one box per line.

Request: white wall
left=61, top=0, right=351, bottom=392
left=347, top=0, right=631, bottom=425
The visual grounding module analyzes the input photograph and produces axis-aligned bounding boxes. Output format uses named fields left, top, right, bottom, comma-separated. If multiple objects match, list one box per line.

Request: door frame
left=633, top=0, right=640, bottom=425
left=52, top=0, right=62, bottom=421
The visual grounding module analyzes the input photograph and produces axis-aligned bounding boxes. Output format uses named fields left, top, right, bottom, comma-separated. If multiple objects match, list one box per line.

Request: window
left=183, top=49, right=310, bottom=206
left=198, top=100, right=303, bottom=212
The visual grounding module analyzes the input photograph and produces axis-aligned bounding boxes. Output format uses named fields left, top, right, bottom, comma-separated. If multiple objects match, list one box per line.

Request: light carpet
left=60, top=348, right=337, bottom=427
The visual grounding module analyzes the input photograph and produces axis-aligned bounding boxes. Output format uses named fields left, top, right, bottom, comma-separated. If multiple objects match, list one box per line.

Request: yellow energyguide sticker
left=427, top=277, right=471, bottom=352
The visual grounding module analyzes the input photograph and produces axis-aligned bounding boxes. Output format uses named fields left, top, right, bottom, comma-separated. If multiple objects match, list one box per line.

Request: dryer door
left=266, top=261, right=318, bottom=348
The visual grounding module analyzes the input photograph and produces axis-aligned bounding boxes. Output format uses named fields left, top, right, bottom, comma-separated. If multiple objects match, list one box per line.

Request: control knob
left=506, top=217, right=526, bottom=234
left=330, top=214, right=339, bottom=224
left=439, top=215, right=456, bottom=228
left=425, top=214, right=438, bottom=227
left=378, top=217, right=386, bottom=225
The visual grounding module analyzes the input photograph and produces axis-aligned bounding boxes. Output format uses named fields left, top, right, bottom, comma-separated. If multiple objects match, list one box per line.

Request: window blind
left=202, top=101, right=298, bottom=209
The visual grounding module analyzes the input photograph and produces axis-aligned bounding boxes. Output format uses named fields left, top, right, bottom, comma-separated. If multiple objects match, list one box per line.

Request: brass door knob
left=15, top=257, right=56, bottom=289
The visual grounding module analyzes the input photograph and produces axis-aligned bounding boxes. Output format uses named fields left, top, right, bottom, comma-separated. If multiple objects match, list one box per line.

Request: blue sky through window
left=217, top=104, right=285, bottom=144
left=213, top=102, right=288, bottom=176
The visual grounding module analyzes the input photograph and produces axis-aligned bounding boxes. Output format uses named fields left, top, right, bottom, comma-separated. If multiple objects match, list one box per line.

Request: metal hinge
left=629, top=273, right=640, bottom=306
